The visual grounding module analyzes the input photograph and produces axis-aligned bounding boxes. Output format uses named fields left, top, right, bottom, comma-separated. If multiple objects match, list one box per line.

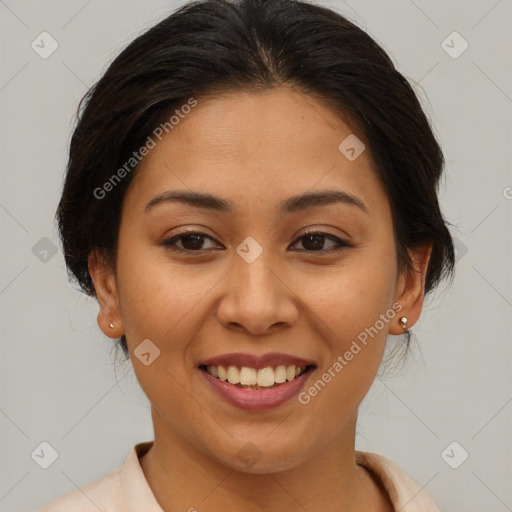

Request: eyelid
left=297, top=227, right=351, bottom=241
left=289, top=230, right=352, bottom=251
left=162, top=228, right=352, bottom=255
left=163, top=230, right=222, bottom=251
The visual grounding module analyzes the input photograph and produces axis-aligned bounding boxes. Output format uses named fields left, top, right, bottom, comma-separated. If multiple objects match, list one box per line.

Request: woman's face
left=91, top=87, right=425, bottom=473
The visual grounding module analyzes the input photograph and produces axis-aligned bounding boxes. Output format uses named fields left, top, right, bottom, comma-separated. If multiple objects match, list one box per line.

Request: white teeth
left=257, top=367, right=275, bottom=387
left=218, top=365, right=227, bottom=381
left=227, top=365, right=240, bottom=384
left=286, top=365, right=296, bottom=382
left=240, top=367, right=257, bottom=385
left=275, top=365, right=287, bottom=383
left=205, top=364, right=308, bottom=387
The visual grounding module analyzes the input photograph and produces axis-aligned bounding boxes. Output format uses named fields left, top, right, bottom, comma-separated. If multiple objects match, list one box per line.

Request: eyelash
left=161, top=230, right=353, bottom=255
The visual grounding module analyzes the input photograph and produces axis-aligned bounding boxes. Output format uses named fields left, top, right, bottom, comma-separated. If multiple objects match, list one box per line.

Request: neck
left=139, top=407, right=390, bottom=511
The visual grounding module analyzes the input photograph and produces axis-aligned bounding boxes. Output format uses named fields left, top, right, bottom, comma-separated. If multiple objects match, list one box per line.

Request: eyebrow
left=144, top=189, right=368, bottom=215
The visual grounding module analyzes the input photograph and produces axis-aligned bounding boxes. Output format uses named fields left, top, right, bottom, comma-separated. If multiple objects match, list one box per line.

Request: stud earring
left=109, top=322, right=115, bottom=329
left=399, top=317, right=408, bottom=330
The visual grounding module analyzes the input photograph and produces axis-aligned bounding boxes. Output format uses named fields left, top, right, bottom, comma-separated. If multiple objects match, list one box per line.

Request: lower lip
left=199, top=367, right=314, bottom=411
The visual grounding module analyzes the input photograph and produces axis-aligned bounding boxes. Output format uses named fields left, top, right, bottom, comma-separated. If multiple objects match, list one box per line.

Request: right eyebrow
left=145, top=191, right=233, bottom=213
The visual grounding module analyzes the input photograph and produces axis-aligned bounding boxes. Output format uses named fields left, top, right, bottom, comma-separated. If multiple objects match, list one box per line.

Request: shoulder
left=36, top=466, right=124, bottom=512
left=356, top=451, right=441, bottom=512
left=35, top=442, right=157, bottom=512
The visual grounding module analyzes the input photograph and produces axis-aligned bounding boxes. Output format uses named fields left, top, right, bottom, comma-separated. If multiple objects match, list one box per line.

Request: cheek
left=116, top=245, right=206, bottom=341
left=115, top=252, right=209, bottom=411
left=299, top=244, right=398, bottom=395
left=306, top=249, right=398, bottom=341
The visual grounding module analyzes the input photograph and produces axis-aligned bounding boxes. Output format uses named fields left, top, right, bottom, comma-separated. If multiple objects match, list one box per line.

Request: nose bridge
left=216, top=236, right=298, bottom=333
left=233, top=238, right=279, bottom=306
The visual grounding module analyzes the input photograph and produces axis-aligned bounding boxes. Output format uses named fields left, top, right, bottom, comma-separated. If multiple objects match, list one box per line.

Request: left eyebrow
left=280, top=190, right=369, bottom=215
left=144, top=189, right=368, bottom=215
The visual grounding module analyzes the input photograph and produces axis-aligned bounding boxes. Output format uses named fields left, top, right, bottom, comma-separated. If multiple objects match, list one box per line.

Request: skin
left=89, top=87, right=431, bottom=511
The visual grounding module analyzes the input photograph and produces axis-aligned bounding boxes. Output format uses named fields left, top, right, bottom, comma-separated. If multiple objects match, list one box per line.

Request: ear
left=389, top=242, right=433, bottom=335
left=88, top=248, right=123, bottom=338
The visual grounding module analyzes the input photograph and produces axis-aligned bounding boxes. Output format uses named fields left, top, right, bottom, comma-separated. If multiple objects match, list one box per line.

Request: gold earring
left=109, top=322, right=115, bottom=329
left=399, top=317, right=408, bottom=330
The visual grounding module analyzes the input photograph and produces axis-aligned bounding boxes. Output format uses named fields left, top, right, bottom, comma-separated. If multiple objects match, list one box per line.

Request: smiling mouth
left=198, top=364, right=316, bottom=390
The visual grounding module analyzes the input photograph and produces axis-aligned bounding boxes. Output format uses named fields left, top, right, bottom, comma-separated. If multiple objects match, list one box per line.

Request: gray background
left=1, top=0, right=511, bottom=511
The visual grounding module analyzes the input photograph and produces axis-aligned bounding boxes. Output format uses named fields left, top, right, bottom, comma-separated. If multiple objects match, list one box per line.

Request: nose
left=216, top=245, right=299, bottom=335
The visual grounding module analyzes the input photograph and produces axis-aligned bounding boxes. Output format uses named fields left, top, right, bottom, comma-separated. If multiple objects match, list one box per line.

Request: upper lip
left=198, top=352, right=316, bottom=370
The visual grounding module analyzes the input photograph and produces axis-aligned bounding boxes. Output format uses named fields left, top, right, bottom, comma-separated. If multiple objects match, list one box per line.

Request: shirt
left=36, top=441, right=440, bottom=511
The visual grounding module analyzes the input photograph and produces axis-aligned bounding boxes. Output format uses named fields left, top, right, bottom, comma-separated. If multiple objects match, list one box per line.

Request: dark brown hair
left=56, top=0, right=455, bottom=358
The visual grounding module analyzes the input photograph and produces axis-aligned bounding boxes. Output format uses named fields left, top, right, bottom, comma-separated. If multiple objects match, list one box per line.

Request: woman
left=38, top=0, right=454, bottom=509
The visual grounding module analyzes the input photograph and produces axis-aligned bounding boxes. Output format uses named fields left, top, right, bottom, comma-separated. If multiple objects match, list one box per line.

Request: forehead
left=123, top=87, right=387, bottom=218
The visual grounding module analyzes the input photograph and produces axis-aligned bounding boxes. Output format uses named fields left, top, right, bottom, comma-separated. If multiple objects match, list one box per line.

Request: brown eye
left=291, top=232, right=351, bottom=253
left=161, top=230, right=351, bottom=255
left=162, top=232, right=220, bottom=253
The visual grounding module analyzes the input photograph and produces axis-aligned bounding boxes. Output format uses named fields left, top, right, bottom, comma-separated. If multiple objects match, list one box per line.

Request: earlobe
left=88, top=249, right=123, bottom=338
left=389, top=242, right=433, bottom=335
